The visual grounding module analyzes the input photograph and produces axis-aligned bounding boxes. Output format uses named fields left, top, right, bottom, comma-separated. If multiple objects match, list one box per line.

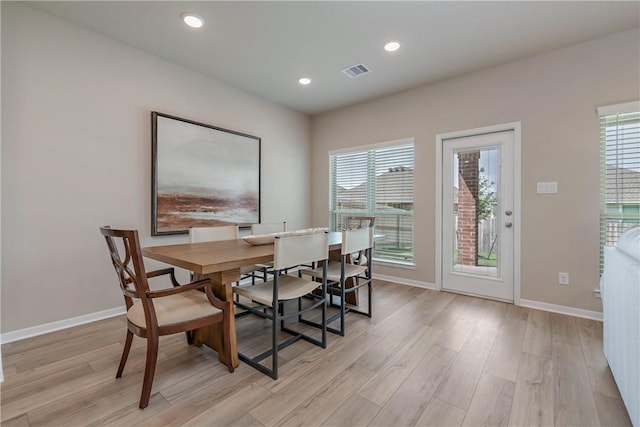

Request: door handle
left=505, top=222, right=513, bottom=228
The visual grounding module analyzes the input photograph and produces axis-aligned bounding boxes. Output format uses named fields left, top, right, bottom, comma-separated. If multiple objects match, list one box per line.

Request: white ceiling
left=25, top=1, right=640, bottom=115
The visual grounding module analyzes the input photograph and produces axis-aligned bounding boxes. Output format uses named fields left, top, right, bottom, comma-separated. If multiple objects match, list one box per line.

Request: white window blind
left=599, top=102, right=640, bottom=271
left=330, top=141, right=414, bottom=263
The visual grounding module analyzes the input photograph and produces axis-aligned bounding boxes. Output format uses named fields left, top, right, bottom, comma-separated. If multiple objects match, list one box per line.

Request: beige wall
left=310, top=28, right=640, bottom=312
left=1, top=4, right=311, bottom=333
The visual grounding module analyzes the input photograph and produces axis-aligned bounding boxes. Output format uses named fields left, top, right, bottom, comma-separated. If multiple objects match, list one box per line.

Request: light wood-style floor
left=1, top=280, right=632, bottom=426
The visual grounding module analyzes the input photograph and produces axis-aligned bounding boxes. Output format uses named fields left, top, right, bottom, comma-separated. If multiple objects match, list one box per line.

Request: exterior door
left=441, top=131, right=514, bottom=301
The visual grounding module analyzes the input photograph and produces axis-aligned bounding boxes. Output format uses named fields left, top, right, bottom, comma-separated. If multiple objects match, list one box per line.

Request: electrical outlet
left=559, top=272, right=569, bottom=285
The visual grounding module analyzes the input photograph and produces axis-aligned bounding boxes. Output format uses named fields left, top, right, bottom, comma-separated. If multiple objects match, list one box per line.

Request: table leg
left=192, top=269, right=240, bottom=369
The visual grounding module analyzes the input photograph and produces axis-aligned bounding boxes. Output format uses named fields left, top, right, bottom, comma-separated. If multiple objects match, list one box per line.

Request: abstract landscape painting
left=152, top=112, right=260, bottom=235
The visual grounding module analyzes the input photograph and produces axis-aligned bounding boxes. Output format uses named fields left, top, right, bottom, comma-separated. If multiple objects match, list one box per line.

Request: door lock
left=505, top=210, right=513, bottom=216
left=505, top=222, right=513, bottom=228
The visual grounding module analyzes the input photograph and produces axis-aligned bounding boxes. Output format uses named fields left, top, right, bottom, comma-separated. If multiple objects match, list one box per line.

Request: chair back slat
left=189, top=225, right=239, bottom=243
left=342, top=227, right=373, bottom=255
left=274, top=231, right=328, bottom=270
left=100, top=227, right=149, bottom=300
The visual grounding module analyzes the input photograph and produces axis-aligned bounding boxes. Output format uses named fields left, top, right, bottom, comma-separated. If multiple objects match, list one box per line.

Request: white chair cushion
left=233, top=274, right=321, bottom=306
left=127, top=290, right=222, bottom=329
left=300, top=261, right=367, bottom=282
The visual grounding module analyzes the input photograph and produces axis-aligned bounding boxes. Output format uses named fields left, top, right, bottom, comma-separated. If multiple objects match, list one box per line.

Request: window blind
left=599, top=103, right=640, bottom=271
left=330, top=142, right=414, bottom=263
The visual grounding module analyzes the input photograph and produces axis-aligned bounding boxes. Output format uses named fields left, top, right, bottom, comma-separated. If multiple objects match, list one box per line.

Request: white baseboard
left=373, top=273, right=437, bottom=290
left=372, top=273, right=602, bottom=322
left=520, top=299, right=603, bottom=322
left=1, top=306, right=126, bottom=344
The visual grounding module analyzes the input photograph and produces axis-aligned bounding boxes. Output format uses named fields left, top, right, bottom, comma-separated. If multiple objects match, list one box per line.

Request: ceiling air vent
left=341, top=63, right=371, bottom=78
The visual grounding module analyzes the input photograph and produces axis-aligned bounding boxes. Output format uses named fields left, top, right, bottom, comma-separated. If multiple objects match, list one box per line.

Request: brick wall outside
left=457, top=151, right=480, bottom=266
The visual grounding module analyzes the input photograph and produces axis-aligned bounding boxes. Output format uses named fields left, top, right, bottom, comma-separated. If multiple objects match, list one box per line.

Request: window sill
left=373, top=258, right=416, bottom=270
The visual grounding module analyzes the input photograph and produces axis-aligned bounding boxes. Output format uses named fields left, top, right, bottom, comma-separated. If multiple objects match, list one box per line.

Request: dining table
left=141, top=231, right=355, bottom=369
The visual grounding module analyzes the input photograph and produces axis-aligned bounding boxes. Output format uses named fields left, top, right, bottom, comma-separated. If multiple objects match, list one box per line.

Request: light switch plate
left=537, top=181, right=558, bottom=194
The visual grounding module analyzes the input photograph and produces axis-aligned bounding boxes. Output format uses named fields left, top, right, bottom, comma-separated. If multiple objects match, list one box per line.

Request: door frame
left=435, top=122, right=522, bottom=305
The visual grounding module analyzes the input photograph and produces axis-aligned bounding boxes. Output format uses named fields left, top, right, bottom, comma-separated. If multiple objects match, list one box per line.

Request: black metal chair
left=233, top=231, right=329, bottom=379
left=301, top=227, right=373, bottom=336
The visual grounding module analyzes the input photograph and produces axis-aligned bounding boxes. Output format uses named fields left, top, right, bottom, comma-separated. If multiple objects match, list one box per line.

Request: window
left=599, top=101, right=640, bottom=271
left=329, top=139, right=414, bottom=264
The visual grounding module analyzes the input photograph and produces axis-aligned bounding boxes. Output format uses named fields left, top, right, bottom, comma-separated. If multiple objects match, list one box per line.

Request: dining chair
left=233, top=231, right=329, bottom=379
left=342, top=216, right=375, bottom=266
left=189, top=225, right=263, bottom=285
left=250, top=222, right=287, bottom=280
left=301, top=227, right=373, bottom=336
left=99, top=226, right=234, bottom=409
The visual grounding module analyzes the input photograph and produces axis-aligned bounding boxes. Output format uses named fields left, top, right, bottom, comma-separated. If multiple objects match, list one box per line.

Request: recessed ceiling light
left=182, top=13, right=204, bottom=29
left=298, top=77, right=312, bottom=85
left=384, top=41, right=400, bottom=52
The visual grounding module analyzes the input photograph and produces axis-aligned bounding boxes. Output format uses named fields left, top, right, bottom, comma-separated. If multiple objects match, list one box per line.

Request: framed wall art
left=151, top=111, right=261, bottom=236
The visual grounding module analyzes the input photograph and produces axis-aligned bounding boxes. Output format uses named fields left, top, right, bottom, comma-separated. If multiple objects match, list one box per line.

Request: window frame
left=598, top=101, right=640, bottom=273
left=329, top=138, right=415, bottom=265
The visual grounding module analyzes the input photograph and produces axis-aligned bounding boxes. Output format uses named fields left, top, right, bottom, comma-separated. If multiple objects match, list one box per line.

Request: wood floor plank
left=367, top=345, right=457, bottom=426
left=321, top=394, right=381, bottom=427
left=1, top=366, right=115, bottom=422
left=26, top=348, right=222, bottom=426
left=477, top=299, right=509, bottom=332
left=434, top=326, right=497, bottom=410
left=593, top=392, right=633, bottom=427
left=435, top=317, right=476, bottom=352
left=354, top=316, right=429, bottom=372
left=1, top=316, right=125, bottom=358
left=587, top=365, right=623, bottom=399
left=357, top=325, right=443, bottom=406
left=249, top=332, right=379, bottom=426
left=85, top=392, right=173, bottom=427
left=462, top=373, right=515, bottom=427
left=0, top=414, right=30, bottom=427
left=552, top=343, right=599, bottom=426
left=508, top=352, right=554, bottom=427
left=138, top=366, right=262, bottom=426
left=522, top=309, right=552, bottom=357
left=181, top=383, right=272, bottom=427
left=550, top=313, right=580, bottom=346
left=575, top=317, right=608, bottom=369
left=483, top=305, right=529, bottom=382
left=275, top=363, right=374, bottom=427
left=414, top=397, right=466, bottom=427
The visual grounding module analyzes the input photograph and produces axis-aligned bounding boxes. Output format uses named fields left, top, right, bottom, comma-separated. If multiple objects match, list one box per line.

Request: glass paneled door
left=442, top=131, right=514, bottom=301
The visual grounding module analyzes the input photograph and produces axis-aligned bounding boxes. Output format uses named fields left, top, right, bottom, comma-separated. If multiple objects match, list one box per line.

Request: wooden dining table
left=142, top=231, right=348, bottom=369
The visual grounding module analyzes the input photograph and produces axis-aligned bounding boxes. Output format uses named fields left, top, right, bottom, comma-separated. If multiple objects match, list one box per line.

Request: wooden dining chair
left=99, top=227, right=234, bottom=409
left=301, top=227, right=373, bottom=336
left=233, top=231, right=329, bottom=379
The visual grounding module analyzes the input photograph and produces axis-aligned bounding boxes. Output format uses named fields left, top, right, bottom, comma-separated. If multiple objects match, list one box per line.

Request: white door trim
left=435, top=122, right=521, bottom=305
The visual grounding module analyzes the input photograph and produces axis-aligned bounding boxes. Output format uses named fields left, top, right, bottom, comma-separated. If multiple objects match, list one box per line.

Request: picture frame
left=151, top=111, right=261, bottom=236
